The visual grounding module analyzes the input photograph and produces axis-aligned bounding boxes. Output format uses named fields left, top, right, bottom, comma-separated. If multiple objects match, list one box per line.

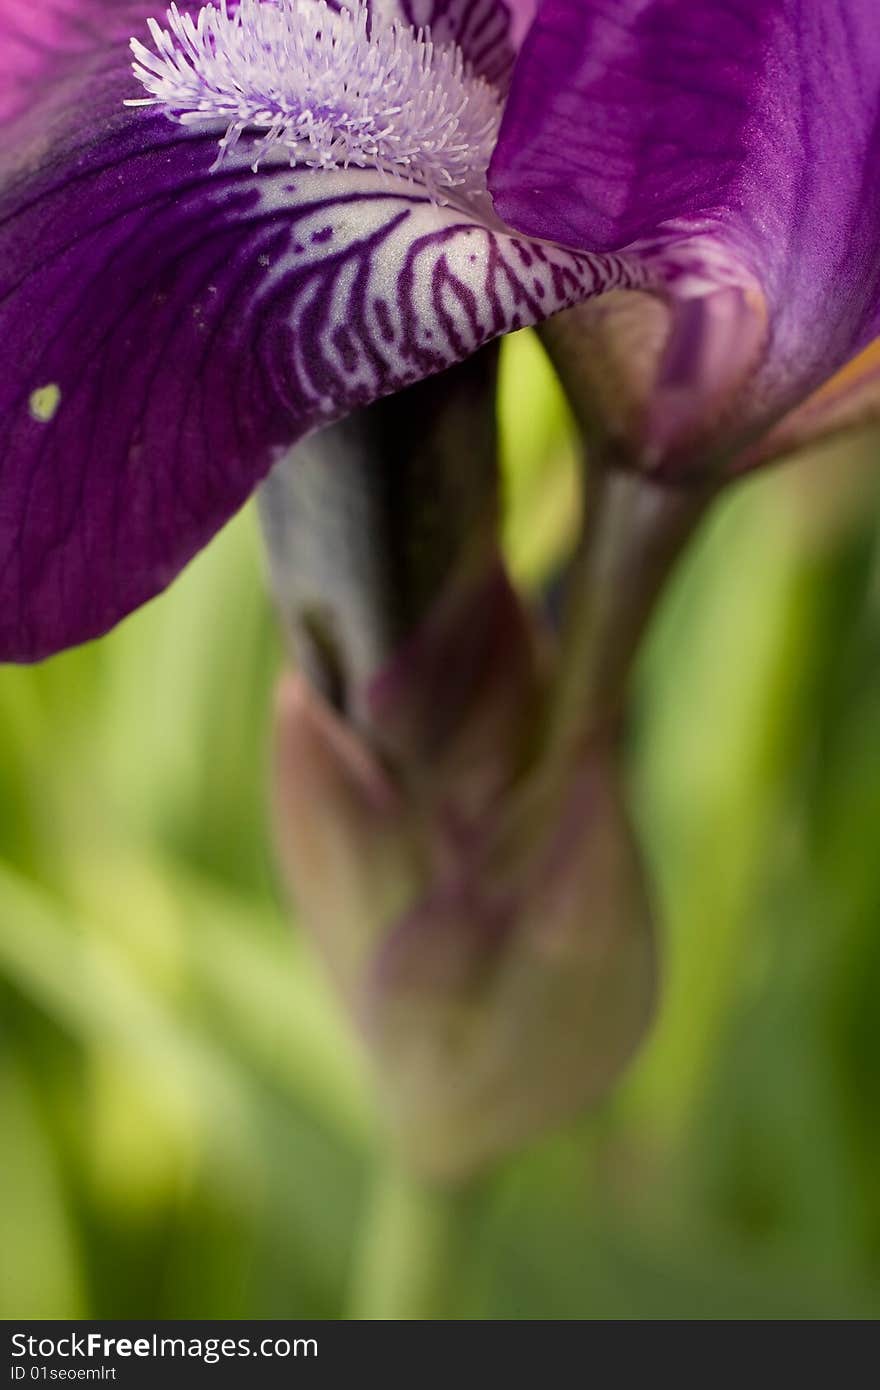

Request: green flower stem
left=258, top=348, right=501, bottom=728
left=539, top=464, right=713, bottom=766
left=347, top=1161, right=479, bottom=1320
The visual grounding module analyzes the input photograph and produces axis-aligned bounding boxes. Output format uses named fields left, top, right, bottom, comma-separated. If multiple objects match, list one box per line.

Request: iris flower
left=3, top=0, right=878, bottom=664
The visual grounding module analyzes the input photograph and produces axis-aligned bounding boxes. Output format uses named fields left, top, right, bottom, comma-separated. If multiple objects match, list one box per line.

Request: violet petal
left=0, top=1, right=627, bottom=661
left=490, top=0, right=880, bottom=418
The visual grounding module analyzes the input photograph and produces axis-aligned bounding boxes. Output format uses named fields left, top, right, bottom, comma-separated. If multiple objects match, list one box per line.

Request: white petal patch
left=229, top=166, right=640, bottom=422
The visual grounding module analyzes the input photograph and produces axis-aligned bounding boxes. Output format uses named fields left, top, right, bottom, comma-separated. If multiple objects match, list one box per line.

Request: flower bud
left=263, top=343, right=658, bottom=1182
left=272, top=584, right=655, bottom=1182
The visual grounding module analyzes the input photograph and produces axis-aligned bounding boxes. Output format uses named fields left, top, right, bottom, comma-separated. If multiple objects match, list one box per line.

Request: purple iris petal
left=0, top=0, right=629, bottom=662
left=7, top=0, right=878, bottom=662
left=751, top=338, right=880, bottom=468
left=490, top=0, right=880, bottom=427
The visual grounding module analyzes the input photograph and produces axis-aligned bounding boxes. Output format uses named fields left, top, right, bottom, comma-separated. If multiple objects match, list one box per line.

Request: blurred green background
left=2, top=331, right=880, bottom=1320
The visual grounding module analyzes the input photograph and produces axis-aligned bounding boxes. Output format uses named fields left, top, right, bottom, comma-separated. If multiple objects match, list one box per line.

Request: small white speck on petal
left=28, top=384, right=62, bottom=423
